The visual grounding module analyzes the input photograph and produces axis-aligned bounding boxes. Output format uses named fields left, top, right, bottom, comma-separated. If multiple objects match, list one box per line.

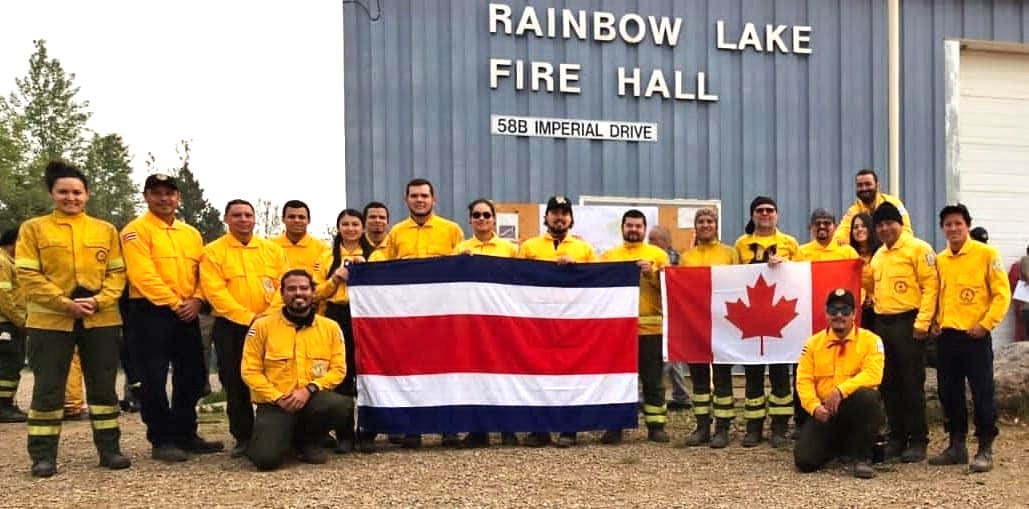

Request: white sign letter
left=594, top=11, right=617, bottom=42
left=516, top=6, right=544, bottom=36
left=489, top=58, right=512, bottom=89
left=793, top=26, right=812, bottom=54
left=648, top=16, right=682, bottom=47
left=618, top=67, right=641, bottom=97
left=489, top=3, right=512, bottom=34
left=619, top=13, right=646, bottom=44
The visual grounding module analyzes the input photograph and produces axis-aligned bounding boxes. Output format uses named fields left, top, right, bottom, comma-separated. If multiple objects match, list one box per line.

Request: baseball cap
left=144, top=173, right=179, bottom=192
left=825, top=288, right=856, bottom=308
left=545, top=195, right=573, bottom=214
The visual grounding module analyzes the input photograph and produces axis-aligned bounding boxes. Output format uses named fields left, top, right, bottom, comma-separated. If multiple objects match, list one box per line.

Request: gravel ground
left=3, top=375, right=1029, bottom=508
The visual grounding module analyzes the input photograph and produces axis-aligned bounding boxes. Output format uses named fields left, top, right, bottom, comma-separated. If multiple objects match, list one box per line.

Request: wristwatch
left=306, top=383, right=319, bottom=394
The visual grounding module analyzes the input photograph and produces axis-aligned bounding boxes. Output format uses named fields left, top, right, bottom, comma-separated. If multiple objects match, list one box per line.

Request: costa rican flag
left=348, top=256, right=640, bottom=434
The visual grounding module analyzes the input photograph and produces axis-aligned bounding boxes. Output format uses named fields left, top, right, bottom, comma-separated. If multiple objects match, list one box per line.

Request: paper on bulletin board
left=496, top=213, right=519, bottom=241
left=1015, top=280, right=1029, bottom=304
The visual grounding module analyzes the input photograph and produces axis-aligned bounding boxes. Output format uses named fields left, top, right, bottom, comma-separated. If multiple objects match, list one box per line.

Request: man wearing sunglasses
left=794, top=288, right=884, bottom=478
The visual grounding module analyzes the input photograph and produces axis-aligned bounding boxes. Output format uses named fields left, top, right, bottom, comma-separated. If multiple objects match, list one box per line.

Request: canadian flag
left=662, top=259, right=863, bottom=364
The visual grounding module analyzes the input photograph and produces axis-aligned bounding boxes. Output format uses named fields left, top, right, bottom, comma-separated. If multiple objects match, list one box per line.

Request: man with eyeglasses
left=794, top=288, right=884, bottom=479
left=866, top=202, right=938, bottom=463
left=732, top=196, right=800, bottom=448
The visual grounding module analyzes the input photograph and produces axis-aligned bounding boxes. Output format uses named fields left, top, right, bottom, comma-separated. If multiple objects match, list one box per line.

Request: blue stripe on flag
left=348, top=255, right=639, bottom=288
left=358, top=403, right=639, bottom=434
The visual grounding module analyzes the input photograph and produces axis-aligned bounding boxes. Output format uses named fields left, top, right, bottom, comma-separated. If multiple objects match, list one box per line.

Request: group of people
left=0, top=161, right=1012, bottom=478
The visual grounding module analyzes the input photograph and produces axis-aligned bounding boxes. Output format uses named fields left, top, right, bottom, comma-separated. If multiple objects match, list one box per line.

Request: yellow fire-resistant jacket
left=454, top=233, right=518, bottom=258
left=15, top=211, right=125, bottom=331
left=734, top=229, right=801, bottom=263
left=866, top=232, right=938, bottom=331
left=0, top=250, right=26, bottom=328
left=121, top=211, right=204, bottom=308
left=601, top=242, right=669, bottom=336
left=799, top=240, right=860, bottom=262
left=936, top=239, right=1011, bottom=332
left=241, top=312, right=346, bottom=403
left=833, top=192, right=913, bottom=245
left=517, top=233, right=595, bottom=262
left=381, top=214, right=464, bottom=260
left=312, top=244, right=365, bottom=305
left=680, top=240, right=740, bottom=267
left=200, top=233, right=287, bottom=326
left=796, top=326, right=884, bottom=415
left=272, top=233, right=329, bottom=275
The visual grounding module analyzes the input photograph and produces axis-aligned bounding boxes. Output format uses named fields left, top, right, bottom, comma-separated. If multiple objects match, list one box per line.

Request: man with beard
left=800, top=209, right=860, bottom=262
left=794, top=288, right=884, bottom=479
left=375, top=178, right=463, bottom=448
left=242, top=269, right=350, bottom=470
left=929, top=204, right=1010, bottom=473
left=200, top=199, right=289, bottom=458
left=518, top=196, right=595, bottom=447
left=272, top=200, right=329, bottom=274
left=599, top=210, right=670, bottom=444
left=121, top=174, right=223, bottom=462
left=834, top=169, right=912, bottom=245
left=360, top=202, right=390, bottom=259
left=866, top=202, right=938, bottom=463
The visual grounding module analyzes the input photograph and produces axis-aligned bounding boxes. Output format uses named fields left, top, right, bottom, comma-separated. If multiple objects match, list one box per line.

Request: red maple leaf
left=724, top=275, right=799, bottom=356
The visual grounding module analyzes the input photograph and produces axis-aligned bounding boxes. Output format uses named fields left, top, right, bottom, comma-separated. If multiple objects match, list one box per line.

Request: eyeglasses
left=471, top=211, right=493, bottom=219
left=754, top=207, right=776, bottom=214
left=826, top=305, right=854, bottom=316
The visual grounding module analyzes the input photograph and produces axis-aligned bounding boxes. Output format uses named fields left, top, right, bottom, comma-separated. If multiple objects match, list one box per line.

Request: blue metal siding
left=900, top=0, right=1029, bottom=246
left=344, top=0, right=889, bottom=238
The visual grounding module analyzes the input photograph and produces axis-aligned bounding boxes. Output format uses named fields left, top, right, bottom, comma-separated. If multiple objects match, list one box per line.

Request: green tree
left=1, top=39, right=90, bottom=163
left=82, top=133, right=139, bottom=228
left=151, top=140, right=223, bottom=242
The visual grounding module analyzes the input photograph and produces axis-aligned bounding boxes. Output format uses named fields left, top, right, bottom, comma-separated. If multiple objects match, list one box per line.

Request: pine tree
left=82, top=133, right=140, bottom=228
left=166, top=141, right=223, bottom=242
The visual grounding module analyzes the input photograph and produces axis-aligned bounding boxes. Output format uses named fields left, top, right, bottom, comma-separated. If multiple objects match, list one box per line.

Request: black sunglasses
left=826, top=305, right=854, bottom=316
left=471, top=211, right=493, bottom=219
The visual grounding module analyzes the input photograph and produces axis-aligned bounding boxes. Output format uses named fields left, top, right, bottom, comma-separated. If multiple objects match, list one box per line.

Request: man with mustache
left=834, top=169, right=912, bottom=245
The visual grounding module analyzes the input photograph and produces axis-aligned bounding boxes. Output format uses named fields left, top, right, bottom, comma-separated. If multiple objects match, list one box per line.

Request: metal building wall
left=344, top=0, right=889, bottom=239
left=901, top=0, right=1029, bottom=247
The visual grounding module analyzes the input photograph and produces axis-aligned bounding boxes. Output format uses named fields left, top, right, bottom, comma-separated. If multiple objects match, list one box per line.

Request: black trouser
left=743, top=364, right=793, bottom=424
left=323, top=302, right=357, bottom=440
left=687, top=363, right=734, bottom=424
left=794, top=387, right=883, bottom=472
left=875, top=310, right=927, bottom=444
left=26, top=324, right=122, bottom=462
left=0, top=322, right=25, bottom=404
left=248, top=391, right=353, bottom=470
left=937, top=329, right=998, bottom=440
left=118, top=298, right=141, bottom=388
left=213, top=317, right=253, bottom=443
left=638, top=335, right=666, bottom=427
left=126, top=299, right=206, bottom=447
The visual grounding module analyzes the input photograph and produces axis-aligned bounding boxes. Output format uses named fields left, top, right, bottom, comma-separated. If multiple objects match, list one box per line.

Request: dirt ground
left=3, top=374, right=1029, bottom=509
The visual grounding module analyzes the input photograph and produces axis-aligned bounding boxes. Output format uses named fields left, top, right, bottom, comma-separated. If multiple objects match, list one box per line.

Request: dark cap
left=545, top=195, right=573, bottom=214
left=749, top=196, right=777, bottom=215
left=144, top=173, right=179, bottom=192
left=872, top=202, right=903, bottom=225
left=825, top=288, right=856, bottom=308
left=809, top=208, right=835, bottom=225
left=971, top=226, right=988, bottom=243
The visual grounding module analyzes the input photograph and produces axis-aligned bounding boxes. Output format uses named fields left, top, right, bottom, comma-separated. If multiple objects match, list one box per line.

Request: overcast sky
left=0, top=0, right=347, bottom=236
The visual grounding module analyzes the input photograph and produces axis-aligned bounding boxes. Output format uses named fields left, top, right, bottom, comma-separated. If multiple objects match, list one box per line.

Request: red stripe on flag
left=809, top=259, right=864, bottom=332
left=353, top=315, right=638, bottom=376
left=665, top=266, right=713, bottom=363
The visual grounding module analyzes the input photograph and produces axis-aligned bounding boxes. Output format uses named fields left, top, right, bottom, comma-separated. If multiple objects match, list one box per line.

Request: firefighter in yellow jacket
left=833, top=168, right=913, bottom=245
left=682, top=208, right=741, bottom=448
left=200, top=199, right=288, bottom=458
left=0, top=227, right=27, bottom=422
left=866, top=201, right=938, bottom=463
left=518, top=196, right=595, bottom=448
left=242, top=269, right=350, bottom=470
left=16, top=161, right=129, bottom=477
left=599, top=209, right=670, bottom=444
left=794, top=288, right=884, bottom=479
left=928, top=204, right=1011, bottom=473
left=732, top=196, right=799, bottom=448
left=272, top=200, right=329, bottom=273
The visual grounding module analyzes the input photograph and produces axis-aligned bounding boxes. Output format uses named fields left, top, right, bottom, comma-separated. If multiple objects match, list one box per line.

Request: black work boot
left=31, top=459, right=57, bottom=478
left=647, top=423, right=669, bottom=443
left=0, top=400, right=27, bottom=423
left=769, top=416, right=789, bottom=449
left=970, top=436, right=994, bottom=473
left=600, top=430, right=623, bottom=445
left=884, top=437, right=906, bottom=461
left=710, top=418, right=731, bottom=449
left=741, top=418, right=764, bottom=448
left=99, top=450, right=131, bottom=470
left=460, top=432, right=490, bottom=448
left=685, top=416, right=711, bottom=446
left=928, top=434, right=968, bottom=466
left=901, top=440, right=927, bottom=463
left=356, top=431, right=377, bottom=453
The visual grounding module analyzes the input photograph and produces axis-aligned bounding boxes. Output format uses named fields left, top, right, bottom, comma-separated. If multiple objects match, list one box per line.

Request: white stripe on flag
left=350, top=282, right=639, bottom=319
left=357, top=373, right=638, bottom=408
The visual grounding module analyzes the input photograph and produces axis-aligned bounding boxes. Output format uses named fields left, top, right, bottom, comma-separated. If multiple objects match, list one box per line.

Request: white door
left=957, top=48, right=1029, bottom=344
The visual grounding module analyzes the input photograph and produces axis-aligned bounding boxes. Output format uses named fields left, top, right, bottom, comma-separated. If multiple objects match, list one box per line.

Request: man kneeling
left=795, top=288, right=885, bottom=478
left=241, top=269, right=351, bottom=470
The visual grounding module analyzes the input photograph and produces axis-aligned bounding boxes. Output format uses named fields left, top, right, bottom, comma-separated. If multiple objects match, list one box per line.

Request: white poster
left=538, top=205, right=659, bottom=255
left=1014, top=280, right=1029, bottom=304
